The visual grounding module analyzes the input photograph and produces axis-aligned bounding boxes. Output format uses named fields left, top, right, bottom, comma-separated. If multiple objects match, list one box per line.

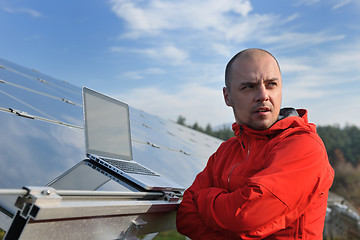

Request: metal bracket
left=118, top=216, right=147, bottom=240
left=163, top=191, right=179, bottom=202
left=4, top=186, right=62, bottom=240
left=14, top=186, right=62, bottom=219
left=8, top=108, right=35, bottom=120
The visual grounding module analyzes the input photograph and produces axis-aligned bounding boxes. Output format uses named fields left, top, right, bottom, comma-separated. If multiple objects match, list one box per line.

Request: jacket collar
left=232, top=108, right=314, bottom=139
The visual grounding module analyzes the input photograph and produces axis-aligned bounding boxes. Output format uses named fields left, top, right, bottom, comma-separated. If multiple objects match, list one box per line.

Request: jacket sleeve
left=176, top=152, right=239, bottom=239
left=192, top=132, right=334, bottom=238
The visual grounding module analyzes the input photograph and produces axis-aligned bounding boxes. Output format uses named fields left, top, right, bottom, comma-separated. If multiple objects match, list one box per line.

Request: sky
left=1, top=0, right=360, bottom=128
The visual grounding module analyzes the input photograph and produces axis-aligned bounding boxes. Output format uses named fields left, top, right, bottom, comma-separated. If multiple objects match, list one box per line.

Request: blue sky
left=1, top=0, right=359, bottom=128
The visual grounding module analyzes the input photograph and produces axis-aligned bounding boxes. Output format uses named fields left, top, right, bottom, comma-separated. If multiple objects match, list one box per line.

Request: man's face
left=223, top=52, right=282, bottom=130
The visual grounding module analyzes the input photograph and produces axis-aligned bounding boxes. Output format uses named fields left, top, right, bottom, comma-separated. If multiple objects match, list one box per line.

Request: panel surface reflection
left=0, top=58, right=223, bottom=212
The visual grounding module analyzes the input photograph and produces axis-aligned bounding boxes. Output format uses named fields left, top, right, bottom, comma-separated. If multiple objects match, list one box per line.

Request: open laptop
left=82, top=87, right=184, bottom=192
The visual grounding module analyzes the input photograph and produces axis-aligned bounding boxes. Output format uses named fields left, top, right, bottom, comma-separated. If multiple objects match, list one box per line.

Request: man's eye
left=242, top=85, right=253, bottom=90
left=268, top=82, right=277, bottom=88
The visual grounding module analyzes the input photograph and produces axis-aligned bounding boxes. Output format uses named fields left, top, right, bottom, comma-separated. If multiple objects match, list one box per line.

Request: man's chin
left=249, top=119, right=275, bottom=131
left=251, top=125, right=269, bottom=131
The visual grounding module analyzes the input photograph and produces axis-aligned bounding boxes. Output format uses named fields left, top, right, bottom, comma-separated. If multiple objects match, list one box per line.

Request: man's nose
left=255, top=85, right=269, bottom=102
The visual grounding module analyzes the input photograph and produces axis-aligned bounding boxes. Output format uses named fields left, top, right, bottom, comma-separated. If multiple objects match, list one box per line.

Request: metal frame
left=2, top=186, right=181, bottom=240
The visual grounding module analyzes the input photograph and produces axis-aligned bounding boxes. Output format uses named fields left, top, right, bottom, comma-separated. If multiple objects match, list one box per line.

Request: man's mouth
left=255, top=107, right=271, bottom=113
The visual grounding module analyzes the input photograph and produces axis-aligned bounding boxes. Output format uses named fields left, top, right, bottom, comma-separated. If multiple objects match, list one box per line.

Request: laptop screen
left=83, top=87, right=133, bottom=160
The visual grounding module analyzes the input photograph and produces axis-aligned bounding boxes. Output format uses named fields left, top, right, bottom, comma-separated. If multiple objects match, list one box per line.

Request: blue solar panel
left=0, top=57, right=223, bottom=194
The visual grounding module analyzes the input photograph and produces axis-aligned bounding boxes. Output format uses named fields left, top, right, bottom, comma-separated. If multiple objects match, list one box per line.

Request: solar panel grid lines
left=0, top=79, right=81, bottom=106
left=0, top=57, right=222, bottom=192
left=0, top=58, right=80, bottom=96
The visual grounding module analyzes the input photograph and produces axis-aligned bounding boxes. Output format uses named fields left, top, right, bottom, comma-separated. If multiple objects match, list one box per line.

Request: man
left=176, top=48, right=334, bottom=239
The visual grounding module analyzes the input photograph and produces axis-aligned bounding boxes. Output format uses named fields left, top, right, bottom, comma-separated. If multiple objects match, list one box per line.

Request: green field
left=0, top=228, right=4, bottom=240
left=152, top=230, right=185, bottom=240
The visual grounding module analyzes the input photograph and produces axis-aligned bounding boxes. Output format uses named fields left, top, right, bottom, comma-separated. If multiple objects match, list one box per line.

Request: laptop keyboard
left=101, top=158, right=159, bottom=176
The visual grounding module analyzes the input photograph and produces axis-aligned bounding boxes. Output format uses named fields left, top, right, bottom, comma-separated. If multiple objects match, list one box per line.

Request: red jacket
left=176, top=109, right=334, bottom=239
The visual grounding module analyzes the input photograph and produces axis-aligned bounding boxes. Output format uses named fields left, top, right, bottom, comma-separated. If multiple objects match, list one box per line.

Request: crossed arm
left=176, top=134, right=332, bottom=239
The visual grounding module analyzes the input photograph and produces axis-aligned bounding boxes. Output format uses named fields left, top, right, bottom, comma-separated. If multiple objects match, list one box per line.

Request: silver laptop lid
left=83, top=87, right=133, bottom=161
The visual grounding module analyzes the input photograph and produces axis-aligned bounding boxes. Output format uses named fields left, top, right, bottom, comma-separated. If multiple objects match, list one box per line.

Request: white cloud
left=280, top=39, right=360, bottom=80
left=211, top=43, right=233, bottom=57
left=277, top=39, right=360, bottom=128
left=110, top=0, right=345, bottom=57
left=261, top=31, right=345, bottom=50
left=120, top=71, right=144, bottom=80
left=109, top=46, right=125, bottom=53
left=295, top=0, right=321, bottom=6
left=106, top=0, right=360, bottom=129
left=322, top=43, right=360, bottom=75
left=113, top=40, right=360, bottom=128
left=294, top=0, right=354, bottom=10
left=118, top=67, right=166, bottom=80
left=332, top=0, right=352, bottom=9
left=299, top=93, right=360, bottom=127
left=110, top=0, right=252, bottom=38
left=145, top=68, right=166, bottom=74
left=282, top=83, right=326, bottom=103
left=283, top=13, right=300, bottom=23
left=1, top=5, right=42, bottom=17
left=111, top=44, right=188, bottom=65
left=281, top=39, right=360, bottom=86
left=114, top=83, right=234, bottom=127
left=112, top=0, right=279, bottom=46
left=280, top=60, right=312, bottom=73
left=136, top=45, right=189, bottom=65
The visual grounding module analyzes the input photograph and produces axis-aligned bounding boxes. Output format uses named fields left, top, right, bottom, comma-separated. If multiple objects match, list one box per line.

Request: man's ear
left=223, top=87, right=232, bottom=106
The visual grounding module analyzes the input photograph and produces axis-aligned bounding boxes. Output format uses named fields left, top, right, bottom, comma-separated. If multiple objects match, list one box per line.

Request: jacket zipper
left=227, top=127, right=251, bottom=188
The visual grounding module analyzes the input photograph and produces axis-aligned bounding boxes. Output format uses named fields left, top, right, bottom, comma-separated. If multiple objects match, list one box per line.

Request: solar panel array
left=0, top=57, right=223, bottom=193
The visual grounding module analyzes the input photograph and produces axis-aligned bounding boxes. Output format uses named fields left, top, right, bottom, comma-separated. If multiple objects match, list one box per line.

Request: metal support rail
left=0, top=188, right=171, bottom=199
left=0, top=189, right=28, bottom=195
left=2, top=186, right=181, bottom=239
left=0, top=106, right=83, bottom=129
left=57, top=190, right=165, bottom=197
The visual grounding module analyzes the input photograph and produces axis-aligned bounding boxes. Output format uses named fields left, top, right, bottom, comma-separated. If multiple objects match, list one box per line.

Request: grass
left=153, top=230, right=185, bottom=240
left=139, top=230, right=186, bottom=240
left=0, top=228, right=4, bottom=240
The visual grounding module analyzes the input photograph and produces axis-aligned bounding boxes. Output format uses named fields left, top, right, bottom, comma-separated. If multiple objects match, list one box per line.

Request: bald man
left=176, top=49, right=334, bottom=239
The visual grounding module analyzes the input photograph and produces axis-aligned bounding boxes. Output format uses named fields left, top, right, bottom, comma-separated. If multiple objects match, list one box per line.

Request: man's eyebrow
left=265, top=78, right=280, bottom=82
left=240, top=81, right=255, bottom=85
left=240, top=78, right=279, bottom=86
left=238, top=81, right=258, bottom=88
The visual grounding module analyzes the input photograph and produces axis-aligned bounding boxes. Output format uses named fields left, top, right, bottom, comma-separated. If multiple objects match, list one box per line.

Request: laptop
left=82, top=87, right=184, bottom=192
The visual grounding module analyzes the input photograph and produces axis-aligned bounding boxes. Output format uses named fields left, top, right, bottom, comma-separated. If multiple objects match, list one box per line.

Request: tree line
left=177, top=116, right=360, bottom=211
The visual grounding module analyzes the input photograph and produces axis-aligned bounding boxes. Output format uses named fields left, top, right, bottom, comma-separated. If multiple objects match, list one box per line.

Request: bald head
left=223, top=48, right=282, bottom=129
left=225, top=48, right=281, bottom=90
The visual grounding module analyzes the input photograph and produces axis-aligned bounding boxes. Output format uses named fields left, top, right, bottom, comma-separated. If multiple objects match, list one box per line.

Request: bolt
left=41, top=189, right=51, bottom=195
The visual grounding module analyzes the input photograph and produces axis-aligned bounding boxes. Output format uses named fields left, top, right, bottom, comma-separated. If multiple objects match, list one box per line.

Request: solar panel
left=0, top=57, right=223, bottom=194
